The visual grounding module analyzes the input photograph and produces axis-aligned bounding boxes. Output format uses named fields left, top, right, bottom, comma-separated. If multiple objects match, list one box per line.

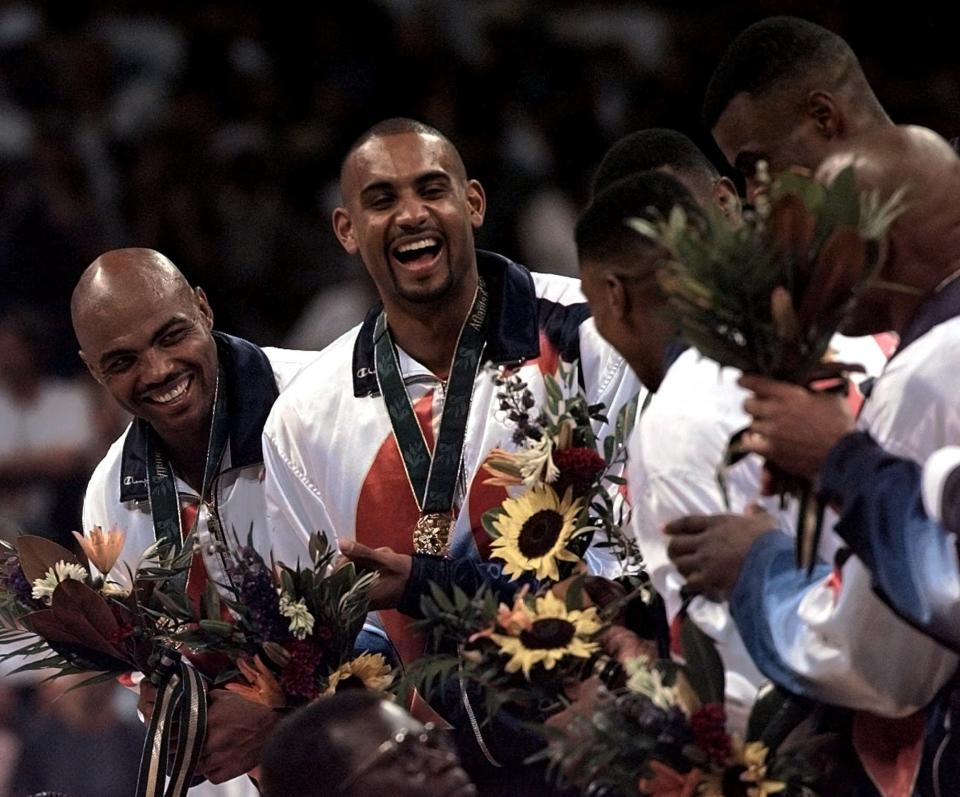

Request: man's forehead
left=344, top=132, right=460, bottom=188
left=713, top=93, right=763, bottom=159
left=77, top=284, right=195, bottom=351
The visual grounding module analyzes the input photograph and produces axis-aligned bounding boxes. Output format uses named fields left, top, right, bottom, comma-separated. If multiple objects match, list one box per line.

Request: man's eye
left=369, top=195, right=395, bottom=209
left=421, top=185, right=447, bottom=199
left=160, top=328, right=189, bottom=346
left=104, top=357, right=134, bottom=375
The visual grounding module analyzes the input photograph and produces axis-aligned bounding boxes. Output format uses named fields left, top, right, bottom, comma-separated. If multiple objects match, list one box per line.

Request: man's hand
left=602, top=624, right=657, bottom=665
left=138, top=681, right=157, bottom=721
left=199, top=690, right=280, bottom=784
left=337, top=540, right=412, bottom=610
left=739, top=374, right=855, bottom=482
left=665, top=512, right=778, bottom=601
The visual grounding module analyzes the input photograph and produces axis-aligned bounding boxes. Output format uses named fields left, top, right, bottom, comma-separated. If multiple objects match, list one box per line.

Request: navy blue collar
left=118, top=332, right=279, bottom=502
left=351, top=250, right=541, bottom=397
left=893, top=274, right=960, bottom=359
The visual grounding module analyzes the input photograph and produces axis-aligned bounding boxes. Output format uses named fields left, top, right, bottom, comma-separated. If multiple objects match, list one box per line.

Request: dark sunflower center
left=519, top=618, right=576, bottom=650
left=336, top=674, right=366, bottom=691
left=518, top=509, right=564, bottom=558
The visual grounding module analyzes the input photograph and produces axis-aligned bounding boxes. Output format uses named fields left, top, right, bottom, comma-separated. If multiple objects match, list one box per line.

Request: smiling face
left=333, top=131, right=485, bottom=313
left=73, top=255, right=218, bottom=449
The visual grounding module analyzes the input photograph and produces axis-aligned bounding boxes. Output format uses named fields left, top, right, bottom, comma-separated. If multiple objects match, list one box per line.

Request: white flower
left=624, top=657, right=679, bottom=711
left=279, top=594, right=314, bottom=640
left=101, top=581, right=132, bottom=599
left=31, top=561, right=89, bottom=602
left=516, top=436, right=559, bottom=489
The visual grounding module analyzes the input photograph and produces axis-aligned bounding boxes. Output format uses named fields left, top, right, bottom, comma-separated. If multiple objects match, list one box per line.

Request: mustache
left=136, top=370, right=190, bottom=399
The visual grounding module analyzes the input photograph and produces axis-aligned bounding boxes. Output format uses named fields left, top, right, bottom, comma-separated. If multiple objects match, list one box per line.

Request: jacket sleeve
left=730, top=529, right=958, bottom=716
left=262, top=417, right=338, bottom=561
left=398, top=555, right=533, bottom=619
left=922, top=445, right=960, bottom=532
left=818, top=432, right=960, bottom=651
left=576, top=317, right=647, bottom=579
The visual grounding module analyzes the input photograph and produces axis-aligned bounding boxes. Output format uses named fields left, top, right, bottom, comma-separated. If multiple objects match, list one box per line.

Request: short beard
left=392, top=267, right=455, bottom=305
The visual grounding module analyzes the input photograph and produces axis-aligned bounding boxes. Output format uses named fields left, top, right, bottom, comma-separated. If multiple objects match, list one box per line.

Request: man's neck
left=385, top=274, right=479, bottom=379
left=156, top=419, right=212, bottom=494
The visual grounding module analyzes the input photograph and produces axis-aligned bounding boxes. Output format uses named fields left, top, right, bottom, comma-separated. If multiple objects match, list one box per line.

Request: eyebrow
left=98, top=317, right=188, bottom=368
left=359, top=171, right=453, bottom=200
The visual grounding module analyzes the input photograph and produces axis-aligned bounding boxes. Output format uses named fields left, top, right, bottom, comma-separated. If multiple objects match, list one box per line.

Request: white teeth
left=152, top=378, right=188, bottom=404
left=395, top=238, right=439, bottom=254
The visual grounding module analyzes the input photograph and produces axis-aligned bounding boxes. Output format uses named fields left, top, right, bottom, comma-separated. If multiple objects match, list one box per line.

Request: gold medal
left=413, top=513, right=455, bottom=556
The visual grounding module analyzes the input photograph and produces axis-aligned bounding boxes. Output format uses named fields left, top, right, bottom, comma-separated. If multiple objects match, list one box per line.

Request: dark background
left=2, top=1, right=957, bottom=367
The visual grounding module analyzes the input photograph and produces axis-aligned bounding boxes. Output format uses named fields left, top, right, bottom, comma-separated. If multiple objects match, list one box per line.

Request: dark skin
left=739, top=126, right=960, bottom=482
left=672, top=127, right=960, bottom=597
left=332, top=131, right=485, bottom=378
left=73, top=249, right=279, bottom=782
left=665, top=511, right=778, bottom=601
left=72, top=249, right=218, bottom=491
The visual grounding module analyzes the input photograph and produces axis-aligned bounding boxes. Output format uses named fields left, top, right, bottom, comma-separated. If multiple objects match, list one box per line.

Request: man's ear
left=713, top=177, right=743, bottom=226
left=195, top=287, right=214, bottom=330
left=78, top=350, right=103, bottom=386
left=807, top=90, right=842, bottom=138
left=603, top=272, right=631, bottom=322
left=332, top=207, right=359, bottom=254
left=465, top=179, right=486, bottom=228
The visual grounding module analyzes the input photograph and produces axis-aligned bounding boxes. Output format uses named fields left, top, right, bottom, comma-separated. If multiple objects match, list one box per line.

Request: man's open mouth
left=391, top=235, right=443, bottom=268
left=141, top=374, right=192, bottom=406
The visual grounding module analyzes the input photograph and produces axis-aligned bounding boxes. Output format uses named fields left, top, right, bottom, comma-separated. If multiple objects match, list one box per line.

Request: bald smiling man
left=72, top=248, right=328, bottom=792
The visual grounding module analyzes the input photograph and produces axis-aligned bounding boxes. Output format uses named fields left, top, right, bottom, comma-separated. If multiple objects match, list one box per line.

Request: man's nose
left=396, top=193, right=428, bottom=229
left=745, top=177, right=767, bottom=207
left=140, top=347, right=176, bottom=385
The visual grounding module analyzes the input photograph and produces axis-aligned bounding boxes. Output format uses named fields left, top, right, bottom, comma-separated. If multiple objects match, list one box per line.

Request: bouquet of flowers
left=405, top=366, right=656, bottom=725
left=541, top=618, right=824, bottom=797
left=630, top=164, right=905, bottom=383
left=543, top=659, right=821, bottom=797
left=629, top=164, right=907, bottom=569
left=168, top=531, right=393, bottom=708
left=481, top=363, right=641, bottom=583
left=0, top=528, right=185, bottom=683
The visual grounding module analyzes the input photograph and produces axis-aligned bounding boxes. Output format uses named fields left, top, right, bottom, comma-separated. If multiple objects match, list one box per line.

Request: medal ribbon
left=373, top=280, right=488, bottom=519
left=145, top=367, right=230, bottom=552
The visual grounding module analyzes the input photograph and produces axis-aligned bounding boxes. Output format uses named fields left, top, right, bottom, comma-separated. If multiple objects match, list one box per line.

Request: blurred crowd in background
left=0, top=1, right=958, bottom=794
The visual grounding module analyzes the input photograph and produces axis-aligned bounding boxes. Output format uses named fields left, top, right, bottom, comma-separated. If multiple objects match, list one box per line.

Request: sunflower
left=490, top=591, right=601, bottom=678
left=490, top=484, right=583, bottom=581
left=324, top=652, right=393, bottom=694
left=698, top=741, right=785, bottom=797
left=735, top=740, right=786, bottom=797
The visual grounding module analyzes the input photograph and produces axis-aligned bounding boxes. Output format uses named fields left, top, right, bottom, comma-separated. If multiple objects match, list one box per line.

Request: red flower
left=280, top=639, right=325, bottom=701
left=690, top=703, right=732, bottom=764
left=551, top=447, right=606, bottom=499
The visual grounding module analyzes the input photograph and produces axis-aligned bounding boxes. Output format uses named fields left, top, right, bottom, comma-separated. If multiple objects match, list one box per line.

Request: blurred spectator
left=0, top=309, right=94, bottom=543
left=1, top=2, right=955, bottom=363
left=11, top=676, right=142, bottom=797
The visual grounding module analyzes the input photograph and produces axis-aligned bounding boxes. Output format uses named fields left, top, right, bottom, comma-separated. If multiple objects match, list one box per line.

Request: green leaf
left=481, top=508, right=503, bottom=539
left=747, top=683, right=814, bottom=749
left=427, top=581, right=455, bottom=614
left=678, top=615, right=725, bottom=705
left=198, top=619, right=235, bottom=636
